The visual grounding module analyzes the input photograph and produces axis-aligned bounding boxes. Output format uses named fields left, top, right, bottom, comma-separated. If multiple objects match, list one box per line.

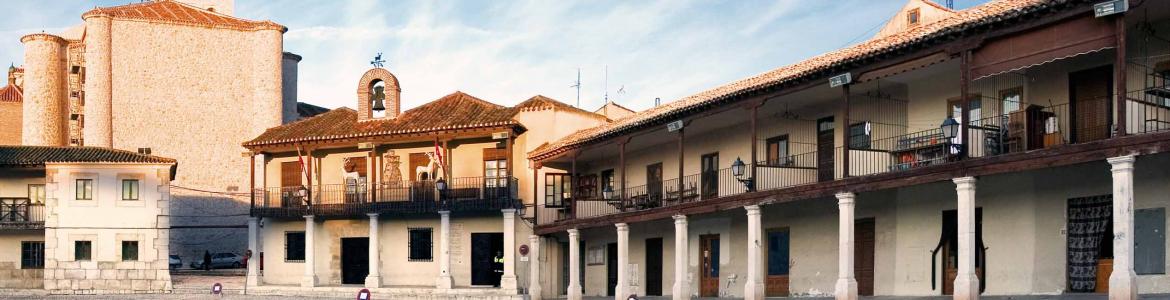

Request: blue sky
left=1, top=0, right=988, bottom=111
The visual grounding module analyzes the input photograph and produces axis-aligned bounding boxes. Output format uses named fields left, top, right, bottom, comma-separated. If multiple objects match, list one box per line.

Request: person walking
left=203, top=250, right=212, bottom=271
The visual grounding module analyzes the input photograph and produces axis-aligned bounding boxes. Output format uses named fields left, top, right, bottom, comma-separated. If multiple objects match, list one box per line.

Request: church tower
left=20, top=33, right=69, bottom=146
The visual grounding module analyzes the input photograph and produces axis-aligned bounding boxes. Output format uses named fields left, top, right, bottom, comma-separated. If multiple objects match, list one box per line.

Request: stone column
left=529, top=235, right=544, bottom=300
left=436, top=210, right=454, bottom=289
left=246, top=217, right=261, bottom=286
left=501, top=209, right=518, bottom=291
left=568, top=229, right=583, bottom=300
left=302, top=215, right=317, bottom=287
left=834, top=192, right=857, bottom=300
left=744, top=205, right=764, bottom=300
left=953, top=177, right=979, bottom=300
left=672, top=215, right=690, bottom=300
left=615, top=223, right=630, bottom=300
left=365, top=213, right=382, bottom=288
left=1108, top=155, right=1137, bottom=300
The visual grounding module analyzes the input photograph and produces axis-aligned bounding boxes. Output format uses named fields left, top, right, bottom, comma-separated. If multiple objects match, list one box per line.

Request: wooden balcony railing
left=0, top=198, right=45, bottom=229
left=252, top=176, right=521, bottom=218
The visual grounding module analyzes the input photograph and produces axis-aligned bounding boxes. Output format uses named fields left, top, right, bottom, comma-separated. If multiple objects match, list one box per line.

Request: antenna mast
left=604, top=65, right=609, bottom=103
left=570, top=68, right=581, bottom=107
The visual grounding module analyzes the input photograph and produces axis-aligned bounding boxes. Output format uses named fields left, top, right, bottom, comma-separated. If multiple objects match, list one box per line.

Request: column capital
left=745, top=205, right=761, bottom=214
left=438, top=210, right=451, bottom=216
left=615, top=223, right=629, bottom=231
left=1108, top=154, right=1136, bottom=171
left=366, top=213, right=379, bottom=219
left=672, top=214, right=687, bottom=222
left=303, top=215, right=314, bottom=221
left=529, top=235, right=541, bottom=243
left=835, top=192, right=855, bottom=205
left=567, top=228, right=579, bottom=236
left=249, top=216, right=260, bottom=222
left=502, top=208, right=517, bottom=215
left=952, top=176, right=977, bottom=186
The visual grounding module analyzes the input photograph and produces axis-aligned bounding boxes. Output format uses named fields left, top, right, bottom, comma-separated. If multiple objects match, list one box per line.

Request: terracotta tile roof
left=0, top=84, right=20, bottom=103
left=82, top=0, right=284, bottom=32
left=514, top=95, right=608, bottom=120
left=528, top=0, right=1068, bottom=161
left=245, top=91, right=521, bottom=147
left=0, top=146, right=176, bottom=166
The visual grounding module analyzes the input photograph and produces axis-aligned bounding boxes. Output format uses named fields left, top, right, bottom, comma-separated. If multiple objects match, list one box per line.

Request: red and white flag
left=433, top=138, right=446, bottom=178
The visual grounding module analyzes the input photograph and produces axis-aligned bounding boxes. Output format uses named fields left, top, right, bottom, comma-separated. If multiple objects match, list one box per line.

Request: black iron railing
left=252, top=176, right=520, bottom=218
left=0, top=198, right=44, bottom=229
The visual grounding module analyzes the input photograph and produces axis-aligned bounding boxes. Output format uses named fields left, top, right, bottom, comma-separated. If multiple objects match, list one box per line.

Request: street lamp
left=732, top=157, right=754, bottom=192
left=941, top=117, right=960, bottom=140
left=435, top=178, right=448, bottom=209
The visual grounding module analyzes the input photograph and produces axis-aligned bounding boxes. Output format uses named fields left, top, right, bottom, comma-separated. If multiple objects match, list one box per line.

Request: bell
left=371, top=86, right=387, bottom=112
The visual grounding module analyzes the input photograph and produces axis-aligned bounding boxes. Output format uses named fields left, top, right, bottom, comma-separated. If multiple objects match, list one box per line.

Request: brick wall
left=0, top=101, right=21, bottom=144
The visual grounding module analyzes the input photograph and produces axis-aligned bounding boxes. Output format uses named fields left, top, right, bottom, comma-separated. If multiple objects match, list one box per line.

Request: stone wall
left=0, top=232, right=45, bottom=289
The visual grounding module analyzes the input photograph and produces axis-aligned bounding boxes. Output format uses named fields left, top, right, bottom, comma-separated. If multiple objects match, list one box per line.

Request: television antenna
left=570, top=68, right=581, bottom=107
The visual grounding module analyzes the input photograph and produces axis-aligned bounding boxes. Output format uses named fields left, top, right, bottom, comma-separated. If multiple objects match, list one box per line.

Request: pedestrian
left=203, top=250, right=212, bottom=271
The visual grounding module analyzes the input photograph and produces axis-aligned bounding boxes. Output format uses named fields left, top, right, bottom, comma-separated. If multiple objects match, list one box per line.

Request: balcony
left=0, top=198, right=45, bottom=230
left=252, top=176, right=521, bottom=219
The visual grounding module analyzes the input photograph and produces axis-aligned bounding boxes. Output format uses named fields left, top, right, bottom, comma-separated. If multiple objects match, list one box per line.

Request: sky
left=1, top=0, right=989, bottom=112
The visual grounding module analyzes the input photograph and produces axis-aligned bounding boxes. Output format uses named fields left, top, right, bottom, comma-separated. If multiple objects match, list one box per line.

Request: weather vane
left=370, top=53, right=386, bottom=68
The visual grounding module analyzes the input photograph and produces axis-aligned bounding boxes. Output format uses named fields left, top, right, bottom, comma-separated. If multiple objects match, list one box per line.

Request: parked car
left=190, top=252, right=244, bottom=269
left=169, top=255, right=181, bottom=269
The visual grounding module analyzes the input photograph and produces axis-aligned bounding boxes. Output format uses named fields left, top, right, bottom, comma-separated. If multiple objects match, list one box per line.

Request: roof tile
left=82, top=0, right=284, bottom=32
left=0, top=146, right=176, bottom=166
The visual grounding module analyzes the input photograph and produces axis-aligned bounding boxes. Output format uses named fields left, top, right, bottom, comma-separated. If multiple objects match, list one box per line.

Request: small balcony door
left=646, top=163, right=663, bottom=202
left=700, top=153, right=719, bottom=199
left=1069, top=65, right=1113, bottom=143
left=816, top=116, right=835, bottom=182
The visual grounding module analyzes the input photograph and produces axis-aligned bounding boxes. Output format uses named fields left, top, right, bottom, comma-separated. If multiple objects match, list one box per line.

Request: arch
left=356, top=68, right=401, bottom=121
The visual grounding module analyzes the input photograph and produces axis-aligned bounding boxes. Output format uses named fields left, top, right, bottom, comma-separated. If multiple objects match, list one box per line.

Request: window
left=1000, top=87, right=1023, bottom=115
left=947, top=95, right=982, bottom=121
left=849, top=122, right=872, bottom=150
left=484, top=159, right=508, bottom=187
left=75, top=241, right=92, bottom=261
left=600, top=169, right=615, bottom=196
left=122, top=179, right=140, bottom=201
left=1135, top=208, right=1165, bottom=275
left=408, top=228, right=433, bottom=261
left=907, top=8, right=921, bottom=25
left=285, top=232, right=305, bottom=261
left=76, top=179, right=93, bottom=200
left=545, top=173, right=571, bottom=207
left=21, top=241, right=44, bottom=269
left=765, top=135, right=789, bottom=166
left=27, top=184, right=45, bottom=204
left=121, top=241, right=139, bottom=261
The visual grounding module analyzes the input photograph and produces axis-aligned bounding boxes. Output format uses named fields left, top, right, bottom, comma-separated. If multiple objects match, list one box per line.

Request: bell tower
left=357, top=68, right=400, bottom=122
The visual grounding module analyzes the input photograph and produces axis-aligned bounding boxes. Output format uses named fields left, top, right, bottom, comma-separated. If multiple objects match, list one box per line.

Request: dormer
left=873, top=0, right=956, bottom=39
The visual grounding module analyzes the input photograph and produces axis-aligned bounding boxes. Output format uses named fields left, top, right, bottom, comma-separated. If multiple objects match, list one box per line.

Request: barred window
left=408, top=228, right=433, bottom=261
left=74, top=241, right=92, bottom=261
left=121, top=241, right=139, bottom=261
left=21, top=241, right=44, bottom=269
left=122, top=179, right=140, bottom=201
left=285, top=232, right=305, bottom=261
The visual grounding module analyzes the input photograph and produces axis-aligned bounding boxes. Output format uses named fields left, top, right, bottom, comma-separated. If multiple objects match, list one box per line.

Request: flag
left=433, top=138, right=447, bottom=178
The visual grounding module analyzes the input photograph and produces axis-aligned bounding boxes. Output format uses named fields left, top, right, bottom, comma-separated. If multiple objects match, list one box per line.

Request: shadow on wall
left=169, top=190, right=250, bottom=267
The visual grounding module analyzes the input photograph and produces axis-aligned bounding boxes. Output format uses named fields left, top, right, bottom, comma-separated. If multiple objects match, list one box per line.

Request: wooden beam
left=960, top=50, right=971, bottom=160
left=678, top=128, right=685, bottom=200
left=1115, top=14, right=1127, bottom=136
left=534, top=131, right=1170, bottom=234
left=841, top=84, right=851, bottom=178
left=249, top=154, right=255, bottom=217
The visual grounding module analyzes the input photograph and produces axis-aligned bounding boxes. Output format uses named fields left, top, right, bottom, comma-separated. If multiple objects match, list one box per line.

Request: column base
left=436, top=275, right=453, bottom=290
left=364, top=275, right=382, bottom=288
left=567, top=283, right=583, bottom=300
left=529, top=283, right=543, bottom=300
left=499, top=275, right=518, bottom=294
left=301, top=275, right=318, bottom=288
left=245, top=274, right=260, bottom=287
left=1108, top=269, right=1137, bottom=300
left=952, top=273, right=980, bottom=300
left=834, top=278, right=857, bottom=300
left=744, top=280, right=764, bottom=300
left=672, top=280, right=690, bottom=300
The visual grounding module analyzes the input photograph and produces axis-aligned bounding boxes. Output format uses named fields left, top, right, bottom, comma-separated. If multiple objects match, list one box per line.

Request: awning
left=971, top=14, right=1117, bottom=80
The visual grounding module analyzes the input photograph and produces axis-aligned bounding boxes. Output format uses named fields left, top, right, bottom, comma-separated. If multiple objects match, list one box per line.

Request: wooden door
left=699, top=234, right=720, bottom=297
left=471, top=233, right=504, bottom=286
left=646, top=163, right=663, bottom=202
left=816, top=116, right=835, bottom=182
left=765, top=229, right=790, bottom=297
left=645, top=238, right=663, bottom=296
left=1069, top=65, right=1113, bottom=143
left=340, top=238, right=369, bottom=285
left=607, top=243, right=618, bottom=296
left=280, top=161, right=302, bottom=207
left=855, top=219, right=876, bottom=296
left=700, top=153, right=719, bottom=199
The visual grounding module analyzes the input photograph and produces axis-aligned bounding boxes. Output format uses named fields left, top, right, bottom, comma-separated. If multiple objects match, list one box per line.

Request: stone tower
left=83, top=12, right=113, bottom=147
left=20, top=33, right=69, bottom=146
left=356, top=68, right=401, bottom=122
left=281, top=52, right=301, bottom=124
